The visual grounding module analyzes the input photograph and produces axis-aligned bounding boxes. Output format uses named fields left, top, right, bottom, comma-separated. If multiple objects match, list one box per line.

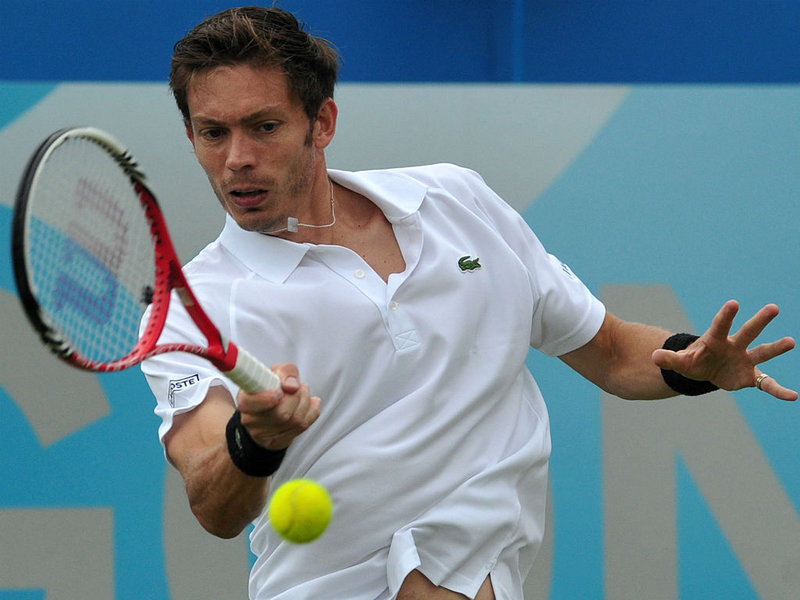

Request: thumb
left=270, top=363, right=301, bottom=393
left=652, top=348, right=681, bottom=371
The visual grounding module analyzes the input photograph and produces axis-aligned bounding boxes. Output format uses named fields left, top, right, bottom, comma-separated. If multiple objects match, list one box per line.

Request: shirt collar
left=217, top=168, right=428, bottom=283
left=328, top=168, right=426, bottom=223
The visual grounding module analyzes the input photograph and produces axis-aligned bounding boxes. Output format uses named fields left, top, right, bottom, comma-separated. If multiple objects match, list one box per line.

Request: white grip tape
left=226, top=346, right=281, bottom=392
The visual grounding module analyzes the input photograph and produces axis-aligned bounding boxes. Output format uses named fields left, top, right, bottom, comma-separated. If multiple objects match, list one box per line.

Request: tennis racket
left=11, top=126, right=280, bottom=392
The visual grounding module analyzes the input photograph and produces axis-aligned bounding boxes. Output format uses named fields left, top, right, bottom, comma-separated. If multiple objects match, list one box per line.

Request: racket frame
left=12, top=126, right=279, bottom=391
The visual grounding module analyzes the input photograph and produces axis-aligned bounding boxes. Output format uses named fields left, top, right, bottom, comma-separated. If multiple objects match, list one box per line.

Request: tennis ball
left=269, top=479, right=333, bottom=543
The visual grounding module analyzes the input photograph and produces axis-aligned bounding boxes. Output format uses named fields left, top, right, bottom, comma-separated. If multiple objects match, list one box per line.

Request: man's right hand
left=237, top=363, right=322, bottom=450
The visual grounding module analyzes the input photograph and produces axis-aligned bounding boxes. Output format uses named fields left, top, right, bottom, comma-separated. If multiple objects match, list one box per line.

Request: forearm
left=561, top=313, right=677, bottom=400
left=165, top=365, right=320, bottom=538
left=166, top=389, right=270, bottom=538
left=179, top=437, right=270, bottom=538
left=600, top=320, right=678, bottom=400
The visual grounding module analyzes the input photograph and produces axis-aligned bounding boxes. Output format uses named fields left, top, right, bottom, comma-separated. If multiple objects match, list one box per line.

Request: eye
left=259, top=122, right=279, bottom=134
left=199, top=127, right=225, bottom=141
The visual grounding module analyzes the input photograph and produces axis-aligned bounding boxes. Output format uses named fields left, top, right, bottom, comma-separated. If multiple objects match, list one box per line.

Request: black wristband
left=660, top=333, right=719, bottom=396
left=225, top=410, right=286, bottom=477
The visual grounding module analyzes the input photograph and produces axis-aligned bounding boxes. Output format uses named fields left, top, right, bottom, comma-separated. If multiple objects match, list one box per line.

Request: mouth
left=228, top=187, right=269, bottom=209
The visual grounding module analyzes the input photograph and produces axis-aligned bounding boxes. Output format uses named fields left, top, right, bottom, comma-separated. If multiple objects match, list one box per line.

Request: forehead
left=186, top=64, right=301, bottom=122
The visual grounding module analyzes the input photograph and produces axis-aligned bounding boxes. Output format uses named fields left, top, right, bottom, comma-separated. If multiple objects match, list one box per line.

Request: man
left=142, top=7, right=797, bottom=600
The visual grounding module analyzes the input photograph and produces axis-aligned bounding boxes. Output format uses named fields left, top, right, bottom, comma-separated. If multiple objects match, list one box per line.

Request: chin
left=216, top=194, right=279, bottom=233
left=229, top=210, right=282, bottom=234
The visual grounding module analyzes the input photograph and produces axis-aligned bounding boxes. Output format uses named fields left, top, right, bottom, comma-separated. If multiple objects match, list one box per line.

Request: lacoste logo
left=168, top=374, right=200, bottom=407
left=234, top=428, right=245, bottom=450
left=458, top=255, right=481, bottom=272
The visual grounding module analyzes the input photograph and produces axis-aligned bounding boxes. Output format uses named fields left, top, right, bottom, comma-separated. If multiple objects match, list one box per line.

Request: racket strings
left=25, top=135, right=157, bottom=365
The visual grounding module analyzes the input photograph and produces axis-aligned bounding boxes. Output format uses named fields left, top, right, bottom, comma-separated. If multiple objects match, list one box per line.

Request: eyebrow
left=192, top=108, right=284, bottom=128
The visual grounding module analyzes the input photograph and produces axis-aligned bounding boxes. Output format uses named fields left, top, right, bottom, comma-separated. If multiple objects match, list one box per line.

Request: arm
left=561, top=300, right=797, bottom=401
left=165, top=364, right=321, bottom=538
left=560, top=312, right=675, bottom=400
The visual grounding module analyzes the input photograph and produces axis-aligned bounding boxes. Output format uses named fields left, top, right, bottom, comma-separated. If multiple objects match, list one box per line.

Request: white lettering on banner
left=602, top=284, right=800, bottom=600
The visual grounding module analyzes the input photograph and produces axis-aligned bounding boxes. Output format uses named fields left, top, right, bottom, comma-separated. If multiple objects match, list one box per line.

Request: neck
left=262, top=178, right=336, bottom=236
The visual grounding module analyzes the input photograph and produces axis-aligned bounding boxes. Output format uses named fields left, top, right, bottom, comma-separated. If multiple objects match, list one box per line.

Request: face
left=185, top=64, right=335, bottom=233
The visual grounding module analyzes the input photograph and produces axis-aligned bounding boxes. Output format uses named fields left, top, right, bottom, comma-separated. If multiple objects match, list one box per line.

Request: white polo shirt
left=142, top=164, right=605, bottom=600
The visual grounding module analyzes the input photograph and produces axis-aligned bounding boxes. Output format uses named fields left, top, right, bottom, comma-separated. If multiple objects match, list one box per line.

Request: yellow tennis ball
left=269, top=479, right=333, bottom=543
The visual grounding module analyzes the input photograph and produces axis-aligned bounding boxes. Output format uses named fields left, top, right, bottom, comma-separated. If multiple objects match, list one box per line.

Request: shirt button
left=354, top=269, right=366, bottom=279
left=389, top=301, right=399, bottom=311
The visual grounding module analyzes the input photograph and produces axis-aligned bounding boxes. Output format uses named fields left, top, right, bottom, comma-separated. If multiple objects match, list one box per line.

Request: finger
left=731, top=303, right=781, bottom=348
left=240, top=388, right=302, bottom=447
left=651, top=348, right=685, bottom=371
left=756, top=374, right=799, bottom=402
left=262, top=387, right=320, bottom=448
left=271, top=363, right=301, bottom=393
left=238, top=377, right=300, bottom=425
left=705, top=299, right=740, bottom=340
left=299, top=395, right=322, bottom=430
left=271, top=383, right=305, bottom=425
left=237, top=386, right=283, bottom=415
left=747, top=336, right=796, bottom=365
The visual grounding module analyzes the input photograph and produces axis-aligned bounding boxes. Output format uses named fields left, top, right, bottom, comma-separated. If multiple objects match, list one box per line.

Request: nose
left=225, top=131, right=256, bottom=172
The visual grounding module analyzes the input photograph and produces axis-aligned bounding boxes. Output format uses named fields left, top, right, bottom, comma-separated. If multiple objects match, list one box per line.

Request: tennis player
left=141, top=7, right=797, bottom=599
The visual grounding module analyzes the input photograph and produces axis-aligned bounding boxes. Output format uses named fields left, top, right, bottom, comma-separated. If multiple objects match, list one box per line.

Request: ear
left=312, top=98, right=338, bottom=150
left=184, top=120, right=195, bottom=145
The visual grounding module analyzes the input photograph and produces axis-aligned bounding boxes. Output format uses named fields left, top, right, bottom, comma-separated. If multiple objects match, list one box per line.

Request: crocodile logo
left=458, top=255, right=481, bottom=272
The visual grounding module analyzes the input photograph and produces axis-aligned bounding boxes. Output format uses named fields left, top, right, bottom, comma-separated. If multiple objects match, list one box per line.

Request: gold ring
left=755, top=373, right=770, bottom=390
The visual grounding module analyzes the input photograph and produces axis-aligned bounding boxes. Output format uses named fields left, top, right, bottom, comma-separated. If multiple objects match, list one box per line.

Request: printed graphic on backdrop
left=2, top=83, right=798, bottom=599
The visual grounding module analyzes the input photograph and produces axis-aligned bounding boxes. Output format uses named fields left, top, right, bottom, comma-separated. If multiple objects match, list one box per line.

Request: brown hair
left=170, top=6, right=339, bottom=123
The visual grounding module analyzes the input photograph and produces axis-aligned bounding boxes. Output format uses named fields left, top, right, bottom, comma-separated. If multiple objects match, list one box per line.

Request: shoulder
left=389, top=164, right=514, bottom=223
left=347, top=163, right=499, bottom=214
left=182, top=236, right=247, bottom=281
left=365, top=163, right=487, bottom=192
left=178, top=236, right=252, bottom=309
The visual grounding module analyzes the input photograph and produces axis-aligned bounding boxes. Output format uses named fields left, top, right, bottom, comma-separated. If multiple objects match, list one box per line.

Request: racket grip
left=227, top=346, right=281, bottom=392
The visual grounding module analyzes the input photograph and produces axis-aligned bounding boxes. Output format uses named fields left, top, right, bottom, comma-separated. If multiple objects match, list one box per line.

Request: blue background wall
left=2, top=1, right=800, bottom=83
left=2, top=2, right=799, bottom=599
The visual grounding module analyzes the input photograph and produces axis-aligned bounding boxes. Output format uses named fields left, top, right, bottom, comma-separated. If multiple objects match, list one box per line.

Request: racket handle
left=227, top=346, right=281, bottom=392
